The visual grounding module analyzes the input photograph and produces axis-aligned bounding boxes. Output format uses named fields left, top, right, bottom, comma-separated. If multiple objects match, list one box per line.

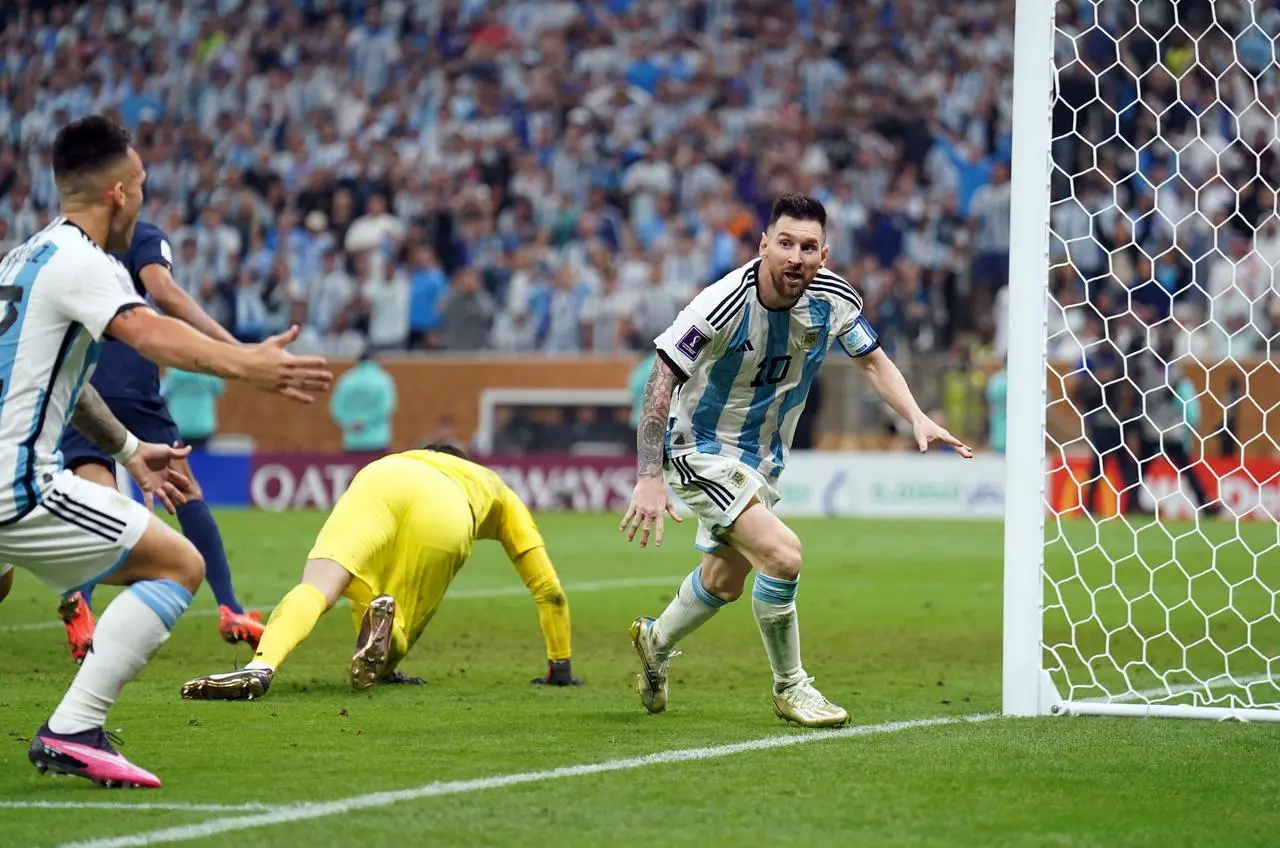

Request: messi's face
left=759, top=215, right=828, bottom=302
left=106, top=148, right=146, bottom=253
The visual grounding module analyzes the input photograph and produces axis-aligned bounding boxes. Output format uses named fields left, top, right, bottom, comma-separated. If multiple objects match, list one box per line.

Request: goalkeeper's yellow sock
left=515, top=548, right=572, bottom=661
left=246, top=583, right=328, bottom=671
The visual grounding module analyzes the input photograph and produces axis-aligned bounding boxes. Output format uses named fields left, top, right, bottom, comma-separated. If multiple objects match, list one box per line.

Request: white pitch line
left=0, top=801, right=271, bottom=813
left=0, top=575, right=684, bottom=633
left=59, top=712, right=1000, bottom=848
left=447, top=575, right=683, bottom=599
left=0, top=610, right=213, bottom=633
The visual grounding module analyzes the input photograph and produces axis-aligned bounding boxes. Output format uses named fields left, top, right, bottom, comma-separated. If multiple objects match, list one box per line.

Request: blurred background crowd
left=0, top=0, right=1276, bottom=457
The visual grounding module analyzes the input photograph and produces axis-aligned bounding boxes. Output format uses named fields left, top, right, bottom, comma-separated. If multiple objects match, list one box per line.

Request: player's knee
left=760, top=530, right=802, bottom=581
left=168, top=536, right=206, bottom=593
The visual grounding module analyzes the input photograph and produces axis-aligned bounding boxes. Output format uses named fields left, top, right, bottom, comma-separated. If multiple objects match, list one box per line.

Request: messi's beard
left=767, top=262, right=811, bottom=303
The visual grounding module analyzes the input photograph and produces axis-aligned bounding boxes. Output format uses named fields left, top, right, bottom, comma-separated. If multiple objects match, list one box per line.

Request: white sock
left=651, top=565, right=728, bottom=655
left=48, top=579, right=191, bottom=734
left=244, top=660, right=273, bottom=672
left=752, top=573, right=806, bottom=691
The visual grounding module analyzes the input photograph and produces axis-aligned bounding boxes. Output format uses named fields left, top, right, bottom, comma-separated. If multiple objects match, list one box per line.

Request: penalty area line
left=59, top=712, right=1001, bottom=848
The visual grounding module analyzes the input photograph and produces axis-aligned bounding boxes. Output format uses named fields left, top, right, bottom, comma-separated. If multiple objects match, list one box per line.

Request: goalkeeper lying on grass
left=181, top=445, right=581, bottom=700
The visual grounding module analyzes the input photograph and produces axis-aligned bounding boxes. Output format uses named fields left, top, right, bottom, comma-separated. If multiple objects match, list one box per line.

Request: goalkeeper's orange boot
left=58, top=592, right=96, bottom=665
left=218, top=606, right=264, bottom=650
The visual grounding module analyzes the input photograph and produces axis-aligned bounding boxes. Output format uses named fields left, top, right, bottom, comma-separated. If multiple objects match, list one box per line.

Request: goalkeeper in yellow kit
left=179, top=445, right=581, bottom=701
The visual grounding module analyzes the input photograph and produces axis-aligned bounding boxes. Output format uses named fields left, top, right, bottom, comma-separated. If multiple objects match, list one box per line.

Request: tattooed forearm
left=71, top=385, right=129, bottom=456
left=637, top=357, right=678, bottom=477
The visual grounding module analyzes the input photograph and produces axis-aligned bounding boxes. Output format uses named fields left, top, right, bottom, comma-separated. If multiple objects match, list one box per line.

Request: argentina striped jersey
left=0, top=219, right=145, bottom=523
left=654, top=259, right=880, bottom=480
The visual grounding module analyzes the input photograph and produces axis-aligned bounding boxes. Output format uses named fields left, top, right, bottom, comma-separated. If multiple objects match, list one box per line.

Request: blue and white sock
left=651, top=565, right=728, bottom=655
left=752, top=573, right=806, bottom=691
left=48, top=579, right=192, bottom=734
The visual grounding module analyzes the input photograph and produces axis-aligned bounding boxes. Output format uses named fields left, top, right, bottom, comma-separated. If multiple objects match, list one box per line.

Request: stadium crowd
left=0, top=0, right=1276, bottom=372
left=0, top=0, right=1018, bottom=362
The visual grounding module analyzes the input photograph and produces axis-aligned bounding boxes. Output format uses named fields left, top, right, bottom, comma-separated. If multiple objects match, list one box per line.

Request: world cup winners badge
left=800, top=329, right=819, bottom=350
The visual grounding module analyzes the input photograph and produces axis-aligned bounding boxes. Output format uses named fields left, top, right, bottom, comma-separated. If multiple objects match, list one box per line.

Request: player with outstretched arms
left=0, top=115, right=330, bottom=788
left=54, top=218, right=267, bottom=663
left=620, top=194, right=972, bottom=727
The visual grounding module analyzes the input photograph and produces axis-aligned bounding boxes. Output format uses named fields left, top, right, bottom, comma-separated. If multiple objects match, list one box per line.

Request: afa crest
left=729, top=470, right=748, bottom=488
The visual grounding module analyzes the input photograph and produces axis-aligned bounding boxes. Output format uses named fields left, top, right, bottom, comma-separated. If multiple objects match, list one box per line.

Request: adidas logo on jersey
left=732, top=339, right=755, bottom=353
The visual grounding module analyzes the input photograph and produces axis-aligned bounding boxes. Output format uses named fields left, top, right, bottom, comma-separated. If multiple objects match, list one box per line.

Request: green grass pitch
left=1, top=511, right=1279, bottom=847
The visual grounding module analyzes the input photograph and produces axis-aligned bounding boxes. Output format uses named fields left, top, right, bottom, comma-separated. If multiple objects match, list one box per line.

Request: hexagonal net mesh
left=1043, top=0, right=1280, bottom=712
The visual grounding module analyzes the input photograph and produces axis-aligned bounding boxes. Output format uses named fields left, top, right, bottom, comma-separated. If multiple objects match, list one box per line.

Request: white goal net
left=1004, top=0, right=1280, bottom=720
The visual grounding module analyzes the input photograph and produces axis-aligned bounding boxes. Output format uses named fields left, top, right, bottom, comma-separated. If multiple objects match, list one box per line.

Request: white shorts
left=0, top=469, right=150, bottom=596
left=665, top=451, right=780, bottom=553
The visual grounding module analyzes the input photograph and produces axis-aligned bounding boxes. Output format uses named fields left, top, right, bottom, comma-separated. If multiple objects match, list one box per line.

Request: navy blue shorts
left=59, top=397, right=182, bottom=470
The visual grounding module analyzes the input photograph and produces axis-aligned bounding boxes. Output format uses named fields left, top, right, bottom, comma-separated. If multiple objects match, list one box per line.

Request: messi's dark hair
left=51, top=115, right=132, bottom=185
left=767, top=194, right=827, bottom=232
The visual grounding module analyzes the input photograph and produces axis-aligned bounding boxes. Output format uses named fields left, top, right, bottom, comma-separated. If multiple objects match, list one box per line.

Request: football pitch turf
left=1, top=511, right=1278, bottom=847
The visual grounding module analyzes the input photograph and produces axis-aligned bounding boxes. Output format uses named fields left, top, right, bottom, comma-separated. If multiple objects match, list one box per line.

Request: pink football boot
left=29, top=724, right=161, bottom=788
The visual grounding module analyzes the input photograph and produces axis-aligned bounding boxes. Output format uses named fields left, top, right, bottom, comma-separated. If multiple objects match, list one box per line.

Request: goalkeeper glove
left=530, top=659, right=583, bottom=686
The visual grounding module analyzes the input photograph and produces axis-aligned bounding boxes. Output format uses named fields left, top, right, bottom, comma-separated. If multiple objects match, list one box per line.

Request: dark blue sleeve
left=124, top=222, right=172, bottom=281
left=837, top=315, right=881, bottom=358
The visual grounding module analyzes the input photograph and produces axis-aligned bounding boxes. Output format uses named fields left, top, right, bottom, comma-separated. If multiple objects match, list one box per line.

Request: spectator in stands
left=310, top=250, right=356, bottom=339
left=330, top=350, right=397, bottom=454
left=407, top=245, right=449, bottom=350
left=439, top=267, right=498, bottom=352
left=580, top=264, right=633, bottom=354
left=630, top=260, right=689, bottom=351
left=359, top=251, right=411, bottom=352
left=162, top=369, right=225, bottom=451
left=968, top=161, right=1012, bottom=317
left=538, top=266, right=590, bottom=354
left=1076, top=345, right=1141, bottom=516
left=986, top=365, right=1008, bottom=454
left=1132, top=331, right=1219, bottom=516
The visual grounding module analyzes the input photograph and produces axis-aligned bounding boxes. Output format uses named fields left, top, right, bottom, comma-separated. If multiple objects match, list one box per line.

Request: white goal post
left=1003, top=0, right=1280, bottom=722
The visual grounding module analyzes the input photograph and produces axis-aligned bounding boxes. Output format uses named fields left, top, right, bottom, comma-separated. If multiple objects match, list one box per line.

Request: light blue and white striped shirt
left=654, top=259, right=877, bottom=480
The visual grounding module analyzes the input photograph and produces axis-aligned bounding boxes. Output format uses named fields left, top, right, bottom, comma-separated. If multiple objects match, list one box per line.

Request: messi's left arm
left=854, top=347, right=974, bottom=457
